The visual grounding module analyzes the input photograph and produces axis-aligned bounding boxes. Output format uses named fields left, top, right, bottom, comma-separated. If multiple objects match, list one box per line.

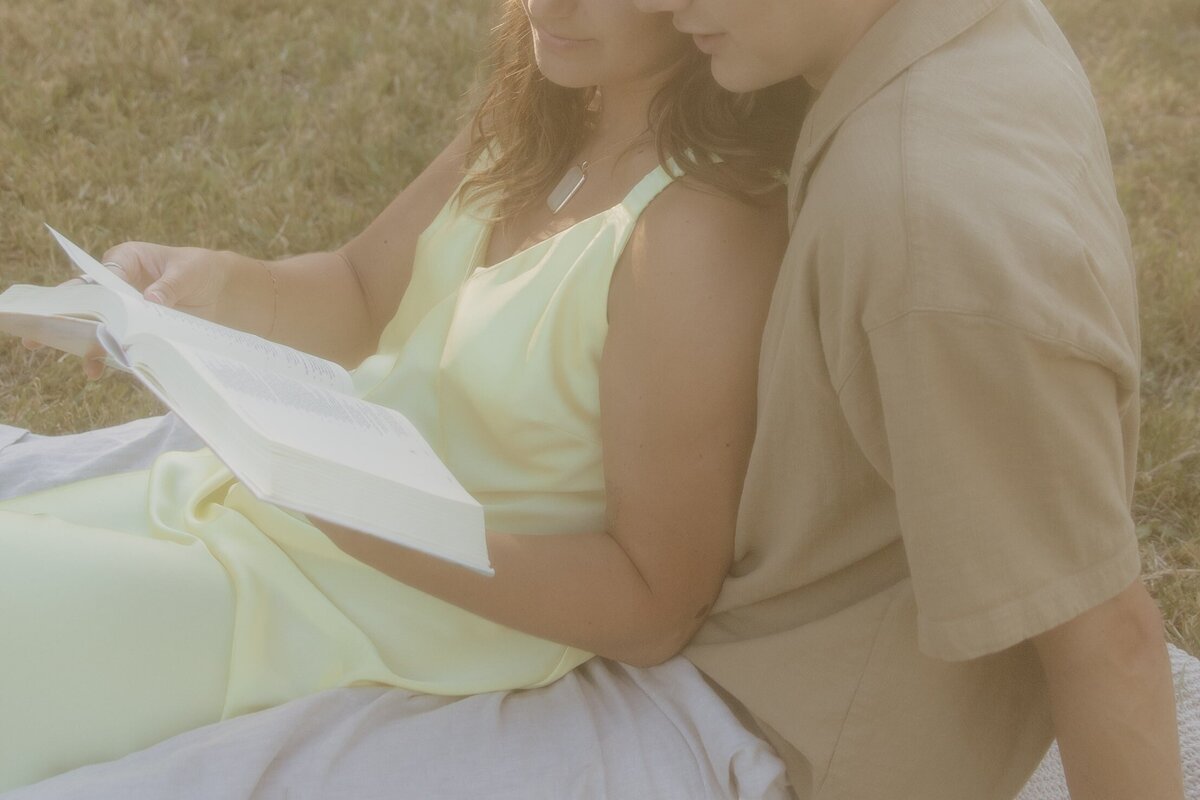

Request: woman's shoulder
left=608, top=179, right=787, bottom=328
left=624, top=178, right=788, bottom=287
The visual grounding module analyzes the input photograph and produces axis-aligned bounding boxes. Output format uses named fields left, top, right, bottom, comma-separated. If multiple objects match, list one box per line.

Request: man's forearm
left=1033, top=580, right=1183, bottom=799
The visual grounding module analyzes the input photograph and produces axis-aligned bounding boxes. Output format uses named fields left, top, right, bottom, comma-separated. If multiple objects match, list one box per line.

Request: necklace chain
left=580, top=128, right=649, bottom=169
left=547, top=128, right=650, bottom=215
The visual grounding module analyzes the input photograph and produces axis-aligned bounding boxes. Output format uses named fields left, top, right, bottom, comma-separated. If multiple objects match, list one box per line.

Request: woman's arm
left=319, top=183, right=787, bottom=666
left=99, top=126, right=473, bottom=368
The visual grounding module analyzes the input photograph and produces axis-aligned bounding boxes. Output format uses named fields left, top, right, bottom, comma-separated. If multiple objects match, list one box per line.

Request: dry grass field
left=2, top=1, right=1198, bottom=650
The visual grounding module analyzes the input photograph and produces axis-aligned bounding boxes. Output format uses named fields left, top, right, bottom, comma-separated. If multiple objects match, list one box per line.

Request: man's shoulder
left=820, top=1, right=1109, bottom=221
left=797, top=7, right=1133, bottom=344
left=901, top=2, right=1109, bottom=208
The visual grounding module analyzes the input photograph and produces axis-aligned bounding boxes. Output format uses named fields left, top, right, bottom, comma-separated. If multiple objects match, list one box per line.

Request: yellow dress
left=0, top=162, right=677, bottom=791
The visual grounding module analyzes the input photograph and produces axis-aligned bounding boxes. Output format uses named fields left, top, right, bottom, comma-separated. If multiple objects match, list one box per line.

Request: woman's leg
left=0, top=445, right=590, bottom=791
left=0, top=469, right=234, bottom=793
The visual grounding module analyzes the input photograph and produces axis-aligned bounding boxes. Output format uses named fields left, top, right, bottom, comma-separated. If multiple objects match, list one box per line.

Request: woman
left=2, top=0, right=807, bottom=790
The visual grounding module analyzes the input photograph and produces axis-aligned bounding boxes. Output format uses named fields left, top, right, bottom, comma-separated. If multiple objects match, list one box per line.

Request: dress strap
left=617, top=159, right=680, bottom=220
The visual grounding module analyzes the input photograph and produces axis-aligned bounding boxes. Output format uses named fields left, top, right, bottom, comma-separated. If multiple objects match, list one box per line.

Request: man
left=634, top=0, right=1185, bottom=797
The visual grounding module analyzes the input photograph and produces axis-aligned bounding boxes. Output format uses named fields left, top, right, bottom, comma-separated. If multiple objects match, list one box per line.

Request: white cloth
left=1, top=658, right=790, bottom=800
left=2, top=414, right=1197, bottom=799
left=0, top=415, right=202, bottom=501
left=0, top=425, right=25, bottom=452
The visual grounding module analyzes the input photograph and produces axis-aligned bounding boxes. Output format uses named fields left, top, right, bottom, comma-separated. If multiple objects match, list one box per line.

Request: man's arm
left=1032, top=579, right=1183, bottom=799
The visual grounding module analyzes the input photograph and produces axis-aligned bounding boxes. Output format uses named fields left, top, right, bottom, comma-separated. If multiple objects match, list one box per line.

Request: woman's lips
left=534, top=26, right=593, bottom=51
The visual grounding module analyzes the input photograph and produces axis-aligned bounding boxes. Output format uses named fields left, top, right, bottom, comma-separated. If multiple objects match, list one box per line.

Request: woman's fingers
left=82, top=348, right=107, bottom=381
left=20, top=340, right=107, bottom=380
left=142, top=276, right=176, bottom=307
left=25, top=240, right=215, bottom=377
left=99, top=242, right=161, bottom=294
left=100, top=242, right=197, bottom=308
left=101, top=260, right=131, bottom=284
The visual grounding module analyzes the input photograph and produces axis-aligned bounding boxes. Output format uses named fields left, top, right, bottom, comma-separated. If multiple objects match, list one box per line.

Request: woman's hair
left=456, top=1, right=811, bottom=220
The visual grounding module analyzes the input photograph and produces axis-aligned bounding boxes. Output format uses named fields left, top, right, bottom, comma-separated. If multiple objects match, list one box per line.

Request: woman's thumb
left=144, top=279, right=176, bottom=307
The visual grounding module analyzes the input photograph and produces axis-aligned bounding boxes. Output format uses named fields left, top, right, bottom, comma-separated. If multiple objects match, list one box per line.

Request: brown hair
left=457, top=1, right=810, bottom=220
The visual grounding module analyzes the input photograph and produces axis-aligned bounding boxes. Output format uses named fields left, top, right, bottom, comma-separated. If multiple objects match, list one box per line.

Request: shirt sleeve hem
left=916, top=536, right=1142, bottom=662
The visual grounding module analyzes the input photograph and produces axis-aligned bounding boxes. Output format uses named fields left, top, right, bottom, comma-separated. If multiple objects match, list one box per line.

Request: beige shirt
left=684, top=0, right=1143, bottom=797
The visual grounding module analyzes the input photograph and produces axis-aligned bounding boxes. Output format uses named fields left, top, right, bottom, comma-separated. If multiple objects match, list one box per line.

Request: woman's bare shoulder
left=605, top=180, right=786, bottom=341
left=613, top=180, right=788, bottom=320
left=644, top=177, right=788, bottom=236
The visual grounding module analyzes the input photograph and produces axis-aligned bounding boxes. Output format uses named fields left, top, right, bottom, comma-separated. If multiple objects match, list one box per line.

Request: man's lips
left=674, top=22, right=728, bottom=53
left=690, top=31, right=727, bottom=54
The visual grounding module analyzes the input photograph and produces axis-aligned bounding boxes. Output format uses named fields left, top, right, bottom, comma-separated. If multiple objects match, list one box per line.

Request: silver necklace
left=546, top=131, right=650, bottom=214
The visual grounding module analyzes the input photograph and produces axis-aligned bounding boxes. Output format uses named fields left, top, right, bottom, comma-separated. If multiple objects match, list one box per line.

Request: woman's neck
left=588, top=63, right=676, bottom=150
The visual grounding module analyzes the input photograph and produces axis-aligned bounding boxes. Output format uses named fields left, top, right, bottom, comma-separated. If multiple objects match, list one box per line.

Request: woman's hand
left=96, top=241, right=234, bottom=321
left=22, top=243, right=236, bottom=380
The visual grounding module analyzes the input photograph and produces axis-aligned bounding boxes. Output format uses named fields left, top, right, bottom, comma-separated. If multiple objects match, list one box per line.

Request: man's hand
left=1032, top=579, right=1184, bottom=799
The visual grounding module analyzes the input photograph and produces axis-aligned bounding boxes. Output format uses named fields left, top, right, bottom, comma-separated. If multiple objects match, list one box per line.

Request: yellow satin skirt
left=0, top=448, right=590, bottom=791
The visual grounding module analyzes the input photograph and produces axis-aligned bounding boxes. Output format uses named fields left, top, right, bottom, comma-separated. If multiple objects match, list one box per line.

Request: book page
left=128, top=301, right=352, bottom=392
left=45, top=224, right=143, bottom=300
left=168, top=342, right=472, bottom=504
left=0, top=310, right=121, bottom=366
left=119, top=334, right=490, bottom=572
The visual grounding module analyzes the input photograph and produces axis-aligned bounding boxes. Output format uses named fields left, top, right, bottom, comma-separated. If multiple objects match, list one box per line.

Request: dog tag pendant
left=547, top=161, right=589, bottom=214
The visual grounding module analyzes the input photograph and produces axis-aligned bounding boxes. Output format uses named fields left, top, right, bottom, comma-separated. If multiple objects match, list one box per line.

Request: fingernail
left=146, top=291, right=165, bottom=304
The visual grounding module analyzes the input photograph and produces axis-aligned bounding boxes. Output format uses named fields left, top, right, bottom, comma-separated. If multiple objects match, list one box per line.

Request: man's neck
left=804, top=0, right=904, bottom=91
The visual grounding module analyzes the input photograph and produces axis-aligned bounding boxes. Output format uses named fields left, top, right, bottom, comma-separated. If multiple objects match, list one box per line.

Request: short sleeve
left=843, top=310, right=1142, bottom=661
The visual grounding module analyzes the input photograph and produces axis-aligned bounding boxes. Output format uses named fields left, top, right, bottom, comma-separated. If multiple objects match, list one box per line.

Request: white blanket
left=2, top=415, right=1197, bottom=799
left=1, top=658, right=790, bottom=800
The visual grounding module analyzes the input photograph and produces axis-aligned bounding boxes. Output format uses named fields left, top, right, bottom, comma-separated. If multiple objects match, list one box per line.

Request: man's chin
left=708, top=57, right=787, bottom=94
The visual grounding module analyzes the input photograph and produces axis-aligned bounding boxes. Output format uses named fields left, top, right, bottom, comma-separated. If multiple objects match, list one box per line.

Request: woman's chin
left=533, top=61, right=598, bottom=90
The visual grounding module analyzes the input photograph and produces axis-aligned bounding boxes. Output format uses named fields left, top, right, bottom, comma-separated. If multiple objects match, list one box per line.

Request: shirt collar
left=787, top=0, right=1008, bottom=219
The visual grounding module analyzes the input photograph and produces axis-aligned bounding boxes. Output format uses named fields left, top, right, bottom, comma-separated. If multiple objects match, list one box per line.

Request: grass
left=0, top=0, right=490, bottom=429
left=2, top=0, right=1199, bottom=651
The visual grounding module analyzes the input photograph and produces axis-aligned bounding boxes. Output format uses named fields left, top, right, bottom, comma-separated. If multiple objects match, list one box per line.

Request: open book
left=0, top=227, right=491, bottom=574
